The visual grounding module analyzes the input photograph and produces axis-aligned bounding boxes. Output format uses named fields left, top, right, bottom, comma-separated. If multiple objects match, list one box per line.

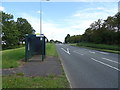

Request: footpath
left=2, top=56, right=63, bottom=77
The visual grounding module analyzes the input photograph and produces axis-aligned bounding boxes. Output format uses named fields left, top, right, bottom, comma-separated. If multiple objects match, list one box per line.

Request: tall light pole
left=40, top=0, right=50, bottom=35
left=40, top=0, right=42, bottom=34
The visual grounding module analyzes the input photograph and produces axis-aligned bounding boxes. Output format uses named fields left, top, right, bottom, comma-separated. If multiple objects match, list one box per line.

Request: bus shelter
left=25, top=34, right=46, bottom=62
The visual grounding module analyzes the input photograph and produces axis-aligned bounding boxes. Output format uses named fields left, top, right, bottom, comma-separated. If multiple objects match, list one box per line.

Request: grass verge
left=2, top=47, right=25, bottom=69
left=69, top=43, right=120, bottom=54
left=2, top=74, right=69, bottom=88
left=46, top=43, right=58, bottom=57
left=2, top=43, right=58, bottom=69
left=2, top=43, right=70, bottom=88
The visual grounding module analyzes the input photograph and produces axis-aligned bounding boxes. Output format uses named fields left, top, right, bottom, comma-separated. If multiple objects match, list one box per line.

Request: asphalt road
left=56, top=44, right=119, bottom=88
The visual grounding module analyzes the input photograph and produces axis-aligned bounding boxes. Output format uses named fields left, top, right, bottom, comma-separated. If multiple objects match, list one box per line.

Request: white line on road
left=67, top=48, right=70, bottom=54
left=89, top=51, right=95, bottom=54
left=97, top=51, right=109, bottom=55
left=57, top=49, right=72, bottom=88
left=73, top=51, right=84, bottom=55
left=61, top=48, right=70, bottom=55
left=91, top=58, right=120, bottom=71
left=102, top=58, right=119, bottom=64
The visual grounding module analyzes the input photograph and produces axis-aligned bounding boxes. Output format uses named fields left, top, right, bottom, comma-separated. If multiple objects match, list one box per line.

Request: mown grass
left=2, top=47, right=25, bottom=69
left=2, top=74, right=69, bottom=88
left=74, top=42, right=120, bottom=54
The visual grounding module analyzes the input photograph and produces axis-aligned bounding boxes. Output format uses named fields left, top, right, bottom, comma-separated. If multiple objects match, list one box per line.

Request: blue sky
left=1, top=1, right=118, bottom=42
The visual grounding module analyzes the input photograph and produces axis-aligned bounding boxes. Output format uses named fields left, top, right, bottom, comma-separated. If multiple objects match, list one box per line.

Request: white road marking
left=102, top=58, right=119, bottom=64
left=89, top=51, right=95, bottom=54
left=97, top=51, right=109, bottom=55
left=61, top=48, right=70, bottom=55
left=73, top=51, right=84, bottom=55
left=91, top=58, right=120, bottom=71
left=67, top=48, right=70, bottom=54
left=57, top=50, right=72, bottom=88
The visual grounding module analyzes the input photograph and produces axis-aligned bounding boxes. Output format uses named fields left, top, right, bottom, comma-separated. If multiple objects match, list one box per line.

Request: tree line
left=65, top=12, right=120, bottom=45
left=1, top=12, right=33, bottom=49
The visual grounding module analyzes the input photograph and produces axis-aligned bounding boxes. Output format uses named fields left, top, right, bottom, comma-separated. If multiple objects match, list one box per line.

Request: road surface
left=56, top=44, right=119, bottom=88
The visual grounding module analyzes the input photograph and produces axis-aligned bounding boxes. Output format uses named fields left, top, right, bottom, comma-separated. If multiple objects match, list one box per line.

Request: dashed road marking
left=73, top=51, right=84, bottom=55
left=97, top=51, right=109, bottom=55
left=102, top=58, right=119, bottom=64
left=89, top=51, right=95, bottom=54
left=91, top=58, right=120, bottom=71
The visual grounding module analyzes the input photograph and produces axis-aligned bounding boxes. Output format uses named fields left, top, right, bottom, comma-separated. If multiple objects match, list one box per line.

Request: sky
left=0, top=0, right=119, bottom=42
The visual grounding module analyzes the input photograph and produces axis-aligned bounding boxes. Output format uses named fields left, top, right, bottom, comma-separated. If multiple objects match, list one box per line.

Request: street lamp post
left=40, top=0, right=42, bottom=34
left=40, top=0, right=50, bottom=61
left=40, top=0, right=50, bottom=35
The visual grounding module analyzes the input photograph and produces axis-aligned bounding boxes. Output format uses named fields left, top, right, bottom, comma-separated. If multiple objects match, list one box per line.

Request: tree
left=115, top=12, right=120, bottom=45
left=2, top=12, right=19, bottom=48
left=64, top=12, right=119, bottom=45
left=16, top=18, right=33, bottom=44
left=54, top=40, right=62, bottom=43
left=64, top=34, right=70, bottom=43
left=68, top=35, right=81, bottom=43
left=50, top=39, right=54, bottom=43
left=81, top=28, right=93, bottom=42
left=104, top=16, right=116, bottom=31
left=45, top=38, right=49, bottom=43
left=81, top=13, right=119, bottom=45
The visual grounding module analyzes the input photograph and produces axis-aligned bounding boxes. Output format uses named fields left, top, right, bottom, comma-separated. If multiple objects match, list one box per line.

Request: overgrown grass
left=76, top=42, right=120, bottom=54
left=46, top=43, right=58, bottom=57
left=2, top=74, right=69, bottom=88
left=2, top=47, right=25, bottom=69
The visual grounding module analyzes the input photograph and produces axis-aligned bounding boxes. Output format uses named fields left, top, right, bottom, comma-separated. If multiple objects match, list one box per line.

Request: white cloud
left=20, top=13, right=85, bottom=42
left=36, top=11, right=41, bottom=14
left=20, top=13, right=40, bottom=32
left=73, top=13, right=81, bottom=17
left=73, top=7, right=117, bottom=18
left=63, top=6, right=118, bottom=39
left=42, top=22, right=83, bottom=42
left=0, top=6, right=5, bottom=11
left=19, top=4, right=118, bottom=42
left=72, top=7, right=118, bottom=25
left=20, top=13, right=68, bottom=42
left=70, top=20, right=93, bottom=30
left=36, top=11, right=40, bottom=13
